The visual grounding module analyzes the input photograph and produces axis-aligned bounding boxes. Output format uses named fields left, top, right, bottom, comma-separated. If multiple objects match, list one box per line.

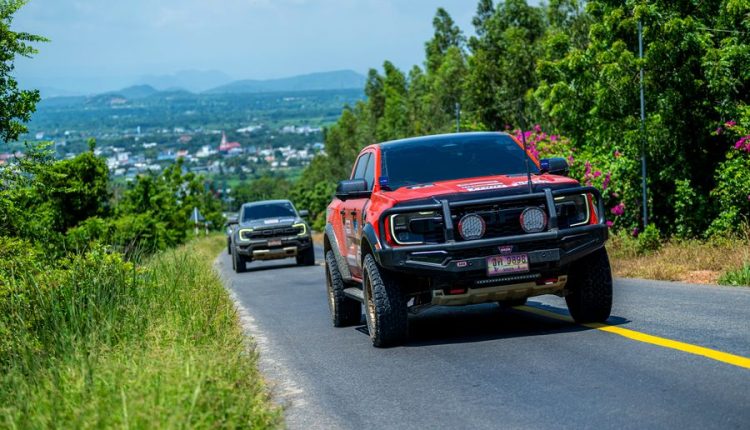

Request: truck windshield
left=381, top=134, right=539, bottom=190
left=242, top=202, right=296, bottom=222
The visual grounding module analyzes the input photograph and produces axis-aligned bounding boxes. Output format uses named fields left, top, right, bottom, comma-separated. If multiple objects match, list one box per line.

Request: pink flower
left=567, top=155, right=575, bottom=165
left=725, top=120, right=736, bottom=128
left=716, top=127, right=723, bottom=135
left=614, top=150, right=622, bottom=158
left=632, top=227, right=640, bottom=237
left=606, top=220, right=614, bottom=228
left=533, top=124, right=542, bottom=133
left=550, top=135, right=558, bottom=142
left=610, top=202, right=625, bottom=216
left=593, top=171, right=602, bottom=178
left=584, top=161, right=592, bottom=176
left=736, top=136, right=750, bottom=152
left=602, top=172, right=611, bottom=190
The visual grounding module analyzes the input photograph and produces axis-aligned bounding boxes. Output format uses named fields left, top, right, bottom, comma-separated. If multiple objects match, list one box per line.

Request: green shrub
left=637, top=224, right=662, bottom=254
left=708, top=150, right=750, bottom=238
left=718, top=263, right=750, bottom=287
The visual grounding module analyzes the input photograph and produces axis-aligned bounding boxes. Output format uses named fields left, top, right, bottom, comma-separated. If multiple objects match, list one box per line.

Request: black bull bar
left=377, top=186, right=607, bottom=252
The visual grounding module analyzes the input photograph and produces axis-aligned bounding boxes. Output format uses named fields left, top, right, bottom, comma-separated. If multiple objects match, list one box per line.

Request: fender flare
left=324, top=224, right=353, bottom=281
left=361, top=223, right=383, bottom=266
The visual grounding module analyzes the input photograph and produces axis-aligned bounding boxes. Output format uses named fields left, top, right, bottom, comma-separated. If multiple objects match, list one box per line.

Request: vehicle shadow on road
left=243, top=262, right=300, bottom=273
left=391, top=302, right=630, bottom=347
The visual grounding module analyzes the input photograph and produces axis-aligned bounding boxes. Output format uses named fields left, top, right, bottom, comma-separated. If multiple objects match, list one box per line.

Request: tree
left=425, top=8, right=465, bottom=74
left=0, top=0, right=46, bottom=143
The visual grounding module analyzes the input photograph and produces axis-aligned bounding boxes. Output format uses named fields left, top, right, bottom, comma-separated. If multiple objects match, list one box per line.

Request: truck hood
left=239, top=217, right=299, bottom=229
left=384, top=174, right=579, bottom=204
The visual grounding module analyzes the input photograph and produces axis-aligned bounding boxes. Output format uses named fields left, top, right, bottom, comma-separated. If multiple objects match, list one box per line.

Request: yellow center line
left=516, top=305, right=750, bottom=370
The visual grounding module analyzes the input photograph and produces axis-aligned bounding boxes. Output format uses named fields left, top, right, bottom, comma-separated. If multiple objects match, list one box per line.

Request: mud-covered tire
left=363, top=254, right=408, bottom=347
left=232, top=247, right=247, bottom=273
left=325, top=251, right=361, bottom=327
left=565, top=247, right=612, bottom=323
left=297, top=246, right=316, bottom=266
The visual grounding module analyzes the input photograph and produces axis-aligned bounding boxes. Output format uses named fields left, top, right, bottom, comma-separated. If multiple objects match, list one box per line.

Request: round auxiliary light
left=520, top=207, right=547, bottom=233
left=458, top=214, right=486, bottom=240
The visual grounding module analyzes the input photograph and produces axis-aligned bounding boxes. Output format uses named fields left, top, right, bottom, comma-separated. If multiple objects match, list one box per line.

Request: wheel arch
left=324, top=223, right=353, bottom=280
left=361, top=223, right=382, bottom=266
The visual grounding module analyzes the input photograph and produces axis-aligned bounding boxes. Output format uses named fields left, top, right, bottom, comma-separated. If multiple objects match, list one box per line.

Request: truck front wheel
left=297, top=246, right=316, bottom=266
left=232, top=247, right=247, bottom=274
left=565, top=247, right=613, bottom=323
left=363, top=254, right=408, bottom=347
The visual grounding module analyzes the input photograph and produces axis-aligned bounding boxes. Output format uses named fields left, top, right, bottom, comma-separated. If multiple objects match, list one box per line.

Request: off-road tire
left=232, top=247, right=247, bottom=273
left=325, top=251, right=361, bottom=327
left=363, top=254, right=408, bottom=347
left=296, top=246, right=316, bottom=266
left=565, top=247, right=612, bottom=323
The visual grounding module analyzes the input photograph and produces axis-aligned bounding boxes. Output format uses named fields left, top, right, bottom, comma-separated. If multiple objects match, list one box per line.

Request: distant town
left=1, top=124, right=324, bottom=181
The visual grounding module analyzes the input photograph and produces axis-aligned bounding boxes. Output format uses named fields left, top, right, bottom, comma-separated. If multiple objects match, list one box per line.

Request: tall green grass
left=0, top=236, right=279, bottom=429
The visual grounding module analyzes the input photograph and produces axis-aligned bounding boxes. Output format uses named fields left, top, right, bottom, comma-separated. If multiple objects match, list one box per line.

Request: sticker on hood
left=458, top=180, right=508, bottom=192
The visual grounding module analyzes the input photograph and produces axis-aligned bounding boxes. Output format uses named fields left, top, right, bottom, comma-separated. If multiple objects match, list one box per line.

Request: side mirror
left=298, top=209, right=309, bottom=218
left=227, top=217, right=238, bottom=226
left=336, top=179, right=371, bottom=201
left=540, top=158, right=569, bottom=176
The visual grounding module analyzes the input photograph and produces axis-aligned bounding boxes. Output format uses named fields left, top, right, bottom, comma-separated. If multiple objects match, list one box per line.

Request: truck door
left=343, top=151, right=373, bottom=279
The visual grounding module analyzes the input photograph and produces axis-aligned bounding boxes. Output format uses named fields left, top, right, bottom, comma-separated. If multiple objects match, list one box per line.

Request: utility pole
left=455, top=102, right=461, bottom=132
left=638, top=20, right=649, bottom=226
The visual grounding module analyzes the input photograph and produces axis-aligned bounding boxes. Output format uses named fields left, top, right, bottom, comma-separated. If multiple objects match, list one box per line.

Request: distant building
left=219, top=132, right=241, bottom=152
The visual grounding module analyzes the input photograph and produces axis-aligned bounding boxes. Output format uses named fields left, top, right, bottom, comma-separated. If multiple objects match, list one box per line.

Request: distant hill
left=112, top=85, right=160, bottom=99
left=136, top=70, right=233, bottom=93
left=205, top=70, right=366, bottom=95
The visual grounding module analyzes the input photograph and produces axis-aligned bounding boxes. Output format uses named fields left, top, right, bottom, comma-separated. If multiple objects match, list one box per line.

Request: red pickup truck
left=323, top=132, right=612, bottom=347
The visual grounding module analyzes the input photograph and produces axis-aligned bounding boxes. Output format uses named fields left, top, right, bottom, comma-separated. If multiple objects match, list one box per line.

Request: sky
left=11, top=0, right=497, bottom=94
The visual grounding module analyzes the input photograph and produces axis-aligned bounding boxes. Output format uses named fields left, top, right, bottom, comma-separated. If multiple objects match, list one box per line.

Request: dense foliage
left=292, top=0, right=750, bottom=237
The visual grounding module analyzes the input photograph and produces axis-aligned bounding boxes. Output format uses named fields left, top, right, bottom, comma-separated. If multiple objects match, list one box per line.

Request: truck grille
left=247, top=226, right=303, bottom=239
left=452, top=202, right=546, bottom=241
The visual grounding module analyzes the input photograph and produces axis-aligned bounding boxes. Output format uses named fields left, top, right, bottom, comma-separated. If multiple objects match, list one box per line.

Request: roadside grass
left=607, top=231, right=750, bottom=285
left=718, top=263, right=750, bottom=286
left=0, top=235, right=279, bottom=429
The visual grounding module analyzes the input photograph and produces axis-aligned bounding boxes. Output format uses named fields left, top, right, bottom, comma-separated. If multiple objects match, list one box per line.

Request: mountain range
left=38, top=70, right=366, bottom=100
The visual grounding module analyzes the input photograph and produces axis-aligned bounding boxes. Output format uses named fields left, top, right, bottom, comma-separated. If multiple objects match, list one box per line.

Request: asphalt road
left=217, top=248, right=750, bottom=430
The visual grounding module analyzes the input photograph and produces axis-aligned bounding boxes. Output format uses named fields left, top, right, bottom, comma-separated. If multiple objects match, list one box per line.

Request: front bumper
left=378, top=223, right=606, bottom=279
left=236, top=236, right=312, bottom=260
left=375, top=186, right=608, bottom=289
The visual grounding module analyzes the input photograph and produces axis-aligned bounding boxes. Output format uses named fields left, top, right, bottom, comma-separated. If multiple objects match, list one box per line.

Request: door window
left=352, top=153, right=370, bottom=180
left=363, top=153, right=376, bottom=190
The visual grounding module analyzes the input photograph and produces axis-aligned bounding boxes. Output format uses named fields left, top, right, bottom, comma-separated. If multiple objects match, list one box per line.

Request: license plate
left=268, top=239, right=282, bottom=247
left=487, top=253, right=529, bottom=276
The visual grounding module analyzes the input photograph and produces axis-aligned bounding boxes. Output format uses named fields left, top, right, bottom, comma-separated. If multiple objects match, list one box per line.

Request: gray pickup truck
left=231, top=200, right=314, bottom=273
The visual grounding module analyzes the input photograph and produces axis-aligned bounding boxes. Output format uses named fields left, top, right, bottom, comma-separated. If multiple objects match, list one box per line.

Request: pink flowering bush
left=513, top=125, right=640, bottom=231
left=708, top=111, right=750, bottom=237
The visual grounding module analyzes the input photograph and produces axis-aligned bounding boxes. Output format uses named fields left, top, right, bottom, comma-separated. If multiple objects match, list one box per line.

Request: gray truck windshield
left=242, top=202, right=296, bottom=222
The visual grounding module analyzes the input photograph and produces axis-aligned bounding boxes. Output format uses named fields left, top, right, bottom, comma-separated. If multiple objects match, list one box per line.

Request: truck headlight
left=293, top=223, right=307, bottom=236
left=554, top=194, right=590, bottom=227
left=389, top=211, right=442, bottom=245
left=238, top=228, right=254, bottom=241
